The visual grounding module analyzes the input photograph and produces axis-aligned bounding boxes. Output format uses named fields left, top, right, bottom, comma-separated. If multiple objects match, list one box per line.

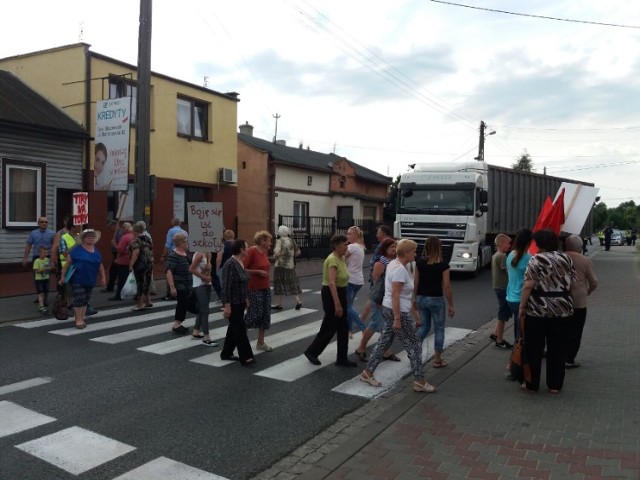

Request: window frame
left=108, top=75, right=138, bottom=125
left=2, top=158, right=46, bottom=229
left=293, top=201, right=309, bottom=230
left=176, top=95, right=209, bottom=141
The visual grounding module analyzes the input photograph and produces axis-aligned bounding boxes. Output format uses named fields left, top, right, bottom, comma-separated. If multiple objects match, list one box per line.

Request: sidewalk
left=258, top=245, right=640, bottom=480
left=0, top=256, right=337, bottom=325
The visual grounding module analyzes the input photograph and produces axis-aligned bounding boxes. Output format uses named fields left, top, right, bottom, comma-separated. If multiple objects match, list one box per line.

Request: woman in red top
left=244, top=230, right=273, bottom=351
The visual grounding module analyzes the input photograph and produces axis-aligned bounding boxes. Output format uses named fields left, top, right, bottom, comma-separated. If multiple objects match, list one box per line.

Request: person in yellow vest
left=57, top=218, right=78, bottom=308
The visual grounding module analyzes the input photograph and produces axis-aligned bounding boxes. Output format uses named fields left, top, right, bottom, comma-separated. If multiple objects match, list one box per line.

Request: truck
left=393, top=161, right=595, bottom=273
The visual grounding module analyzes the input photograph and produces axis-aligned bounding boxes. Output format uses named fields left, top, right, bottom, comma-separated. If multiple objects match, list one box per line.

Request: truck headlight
left=455, top=251, right=472, bottom=259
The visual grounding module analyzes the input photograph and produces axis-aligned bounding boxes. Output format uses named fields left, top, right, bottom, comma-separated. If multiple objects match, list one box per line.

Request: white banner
left=187, top=202, right=224, bottom=253
left=94, top=97, right=131, bottom=192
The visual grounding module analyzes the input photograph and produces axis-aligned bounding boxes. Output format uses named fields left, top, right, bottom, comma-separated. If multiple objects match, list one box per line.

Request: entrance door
left=336, top=206, right=353, bottom=231
left=55, top=188, right=75, bottom=231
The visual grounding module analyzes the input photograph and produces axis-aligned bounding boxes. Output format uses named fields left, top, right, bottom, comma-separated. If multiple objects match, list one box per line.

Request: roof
left=0, top=70, right=90, bottom=139
left=238, top=133, right=391, bottom=184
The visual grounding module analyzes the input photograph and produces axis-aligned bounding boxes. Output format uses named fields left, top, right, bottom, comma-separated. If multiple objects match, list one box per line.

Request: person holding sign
left=190, top=251, right=218, bottom=346
left=244, top=230, right=274, bottom=352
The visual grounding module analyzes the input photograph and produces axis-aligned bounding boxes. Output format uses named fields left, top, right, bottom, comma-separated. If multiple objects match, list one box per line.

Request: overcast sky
left=2, top=0, right=639, bottom=207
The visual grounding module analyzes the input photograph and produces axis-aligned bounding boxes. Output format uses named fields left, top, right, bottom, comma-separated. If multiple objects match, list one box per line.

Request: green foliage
left=595, top=200, right=639, bottom=230
left=512, top=150, right=534, bottom=172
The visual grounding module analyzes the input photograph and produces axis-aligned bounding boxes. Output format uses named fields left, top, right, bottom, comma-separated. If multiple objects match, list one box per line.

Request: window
left=293, top=201, right=309, bottom=230
left=109, top=76, right=137, bottom=124
left=174, top=186, right=207, bottom=223
left=307, top=176, right=312, bottom=186
left=177, top=96, right=208, bottom=140
left=336, top=206, right=353, bottom=230
left=2, top=159, right=45, bottom=228
left=339, top=175, right=346, bottom=188
left=363, top=206, right=377, bottom=220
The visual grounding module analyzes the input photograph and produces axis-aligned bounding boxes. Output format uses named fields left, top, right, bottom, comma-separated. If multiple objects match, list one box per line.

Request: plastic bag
left=121, top=271, right=138, bottom=299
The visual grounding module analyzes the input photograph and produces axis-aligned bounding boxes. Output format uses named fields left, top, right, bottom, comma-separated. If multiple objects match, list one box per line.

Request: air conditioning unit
left=218, top=168, right=237, bottom=183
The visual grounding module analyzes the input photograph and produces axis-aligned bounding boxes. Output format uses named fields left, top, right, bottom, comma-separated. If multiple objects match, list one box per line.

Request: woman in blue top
left=506, top=228, right=533, bottom=341
left=59, top=229, right=106, bottom=329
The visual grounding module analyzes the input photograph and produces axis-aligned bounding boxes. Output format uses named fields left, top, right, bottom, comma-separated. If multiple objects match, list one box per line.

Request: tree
left=512, top=150, right=534, bottom=172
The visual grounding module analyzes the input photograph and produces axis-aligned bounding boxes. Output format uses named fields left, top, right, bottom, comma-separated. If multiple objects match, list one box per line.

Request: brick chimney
left=239, top=121, right=253, bottom=136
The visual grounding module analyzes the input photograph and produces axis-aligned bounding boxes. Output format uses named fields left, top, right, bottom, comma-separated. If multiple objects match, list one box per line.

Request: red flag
left=529, top=189, right=565, bottom=254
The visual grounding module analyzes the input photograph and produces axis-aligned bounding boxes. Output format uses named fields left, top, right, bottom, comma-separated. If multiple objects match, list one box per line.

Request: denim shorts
left=368, top=301, right=385, bottom=332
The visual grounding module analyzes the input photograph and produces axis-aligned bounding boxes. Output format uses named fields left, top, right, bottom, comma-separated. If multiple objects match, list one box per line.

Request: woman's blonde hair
left=173, top=232, right=188, bottom=246
left=347, top=226, right=365, bottom=245
left=422, top=236, right=442, bottom=263
left=223, top=229, right=235, bottom=240
left=396, top=239, right=417, bottom=257
left=254, top=230, right=273, bottom=245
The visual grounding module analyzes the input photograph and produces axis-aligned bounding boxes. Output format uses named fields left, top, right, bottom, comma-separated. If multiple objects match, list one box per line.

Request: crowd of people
left=22, top=216, right=598, bottom=393
left=491, top=228, right=598, bottom=394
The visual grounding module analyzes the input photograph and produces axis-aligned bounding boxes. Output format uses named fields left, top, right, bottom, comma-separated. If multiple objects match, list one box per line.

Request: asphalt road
left=0, top=269, right=496, bottom=480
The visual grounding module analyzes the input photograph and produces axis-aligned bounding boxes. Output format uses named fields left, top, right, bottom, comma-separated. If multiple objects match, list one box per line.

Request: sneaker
left=202, top=339, right=218, bottom=347
left=565, top=361, right=581, bottom=369
left=495, top=340, right=513, bottom=349
left=256, top=342, right=273, bottom=352
left=38, top=305, right=48, bottom=314
left=489, top=334, right=497, bottom=342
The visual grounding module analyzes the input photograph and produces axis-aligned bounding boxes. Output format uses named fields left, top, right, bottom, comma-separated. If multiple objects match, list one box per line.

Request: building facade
left=0, top=43, right=239, bottom=263
left=237, top=123, right=390, bottom=248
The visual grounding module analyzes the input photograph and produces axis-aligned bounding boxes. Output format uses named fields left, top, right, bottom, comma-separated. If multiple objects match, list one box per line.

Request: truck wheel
left=473, top=253, right=482, bottom=277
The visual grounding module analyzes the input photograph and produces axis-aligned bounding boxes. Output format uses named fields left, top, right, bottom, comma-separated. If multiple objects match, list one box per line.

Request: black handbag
left=369, top=269, right=386, bottom=305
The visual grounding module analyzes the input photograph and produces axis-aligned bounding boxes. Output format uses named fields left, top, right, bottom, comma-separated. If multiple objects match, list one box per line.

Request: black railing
left=277, top=216, right=384, bottom=259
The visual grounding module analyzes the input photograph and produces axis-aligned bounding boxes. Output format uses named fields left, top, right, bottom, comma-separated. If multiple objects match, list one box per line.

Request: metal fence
left=277, top=215, right=383, bottom=259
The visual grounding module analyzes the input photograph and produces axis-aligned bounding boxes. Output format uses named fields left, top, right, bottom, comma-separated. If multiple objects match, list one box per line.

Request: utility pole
left=134, top=0, right=152, bottom=223
left=476, top=121, right=486, bottom=162
left=272, top=113, right=280, bottom=143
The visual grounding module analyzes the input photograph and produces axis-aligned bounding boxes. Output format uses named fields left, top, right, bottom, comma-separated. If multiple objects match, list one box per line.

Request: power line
left=429, top=0, right=640, bottom=29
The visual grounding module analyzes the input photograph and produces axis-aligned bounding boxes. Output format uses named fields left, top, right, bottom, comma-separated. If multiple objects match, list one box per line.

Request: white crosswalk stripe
left=138, top=308, right=316, bottom=355
left=12, top=297, right=474, bottom=397
left=0, top=401, right=56, bottom=438
left=112, top=456, right=229, bottom=480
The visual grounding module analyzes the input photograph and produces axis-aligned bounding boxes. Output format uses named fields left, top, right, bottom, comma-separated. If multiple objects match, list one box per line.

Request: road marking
left=255, top=331, right=377, bottom=382
left=332, top=327, right=473, bottom=398
left=138, top=308, right=317, bottom=355
left=112, top=456, right=228, bottom=480
left=191, top=320, right=320, bottom=367
left=91, top=312, right=224, bottom=344
left=15, top=426, right=136, bottom=475
left=0, top=377, right=52, bottom=396
left=49, top=310, right=180, bottom=336
left=0, top=401, right=56, bottom=438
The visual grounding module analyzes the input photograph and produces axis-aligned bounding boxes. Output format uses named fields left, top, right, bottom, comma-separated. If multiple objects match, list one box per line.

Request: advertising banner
left=187, top=202, right=224, bottom=253
left=94, top=97, right=131, bottom=191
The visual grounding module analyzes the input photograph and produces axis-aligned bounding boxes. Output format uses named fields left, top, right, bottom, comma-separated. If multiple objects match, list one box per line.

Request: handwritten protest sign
left=73, top=192, right=89, bottom=226
left=187, top=202, right=224, bottom=252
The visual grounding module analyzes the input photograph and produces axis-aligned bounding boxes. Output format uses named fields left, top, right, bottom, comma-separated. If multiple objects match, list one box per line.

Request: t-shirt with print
left=523, top=251, right=575, bottom=318
left=33, top=258, right=51, bottom=281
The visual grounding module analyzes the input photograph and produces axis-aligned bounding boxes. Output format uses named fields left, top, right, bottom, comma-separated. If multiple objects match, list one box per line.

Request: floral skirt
left=273, top=266, right=301, bottom=296
left=244, top=288, right=272, bottom=329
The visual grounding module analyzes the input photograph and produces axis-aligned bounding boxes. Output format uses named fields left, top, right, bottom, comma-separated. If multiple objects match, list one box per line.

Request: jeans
left=415, top=295, right=446, bottom=351
left=346, top=283, right=366, bottom=333
left=507, top=301, right=521, bottom=341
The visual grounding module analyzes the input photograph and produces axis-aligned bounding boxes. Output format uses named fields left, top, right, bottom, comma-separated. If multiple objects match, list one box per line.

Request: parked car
left=611, top=229, right=625, bottom=246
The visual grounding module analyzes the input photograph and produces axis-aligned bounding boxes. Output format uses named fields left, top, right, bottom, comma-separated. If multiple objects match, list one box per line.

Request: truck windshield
left=398, top=188, right=474, bottom=215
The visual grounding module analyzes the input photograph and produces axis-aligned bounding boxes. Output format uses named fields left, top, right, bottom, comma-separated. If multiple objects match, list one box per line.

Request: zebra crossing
left=13, top=293, right=473, bottom=398
left=0, top=392, right=228, bottom=479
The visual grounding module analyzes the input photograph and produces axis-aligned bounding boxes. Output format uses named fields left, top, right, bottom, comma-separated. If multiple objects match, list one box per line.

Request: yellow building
left=0, top=43, right=239, bottom=258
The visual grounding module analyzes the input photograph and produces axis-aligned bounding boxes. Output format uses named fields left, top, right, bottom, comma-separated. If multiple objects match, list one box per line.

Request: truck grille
left=398, top=222, right=464, bottom=263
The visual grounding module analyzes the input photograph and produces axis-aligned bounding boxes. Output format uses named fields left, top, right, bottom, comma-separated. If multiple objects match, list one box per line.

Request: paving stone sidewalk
left=253, top=246, right=640, bottom=480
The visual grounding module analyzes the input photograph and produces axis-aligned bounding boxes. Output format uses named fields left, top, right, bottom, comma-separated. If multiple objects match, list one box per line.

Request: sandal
left=383, top=353, right=401, bottom=362
left=413, top=381, right=436, bottom=393
left=355, top=349, right=367, bottom=362
left=432, top=360, right=448, bottom=368
left=75, top=323, right=87, bottom=329
left=360, top=371, right=382, bottom=387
